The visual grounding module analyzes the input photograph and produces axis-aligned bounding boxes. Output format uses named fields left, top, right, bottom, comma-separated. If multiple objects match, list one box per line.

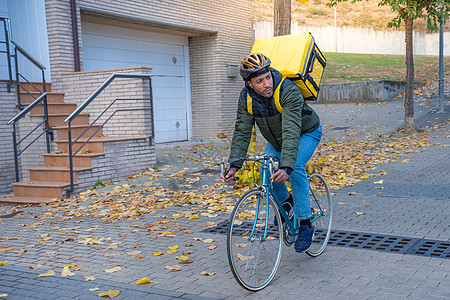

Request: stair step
left=12, top=181, right=72, bottom=199
left=20, top=92, right=65, bottom=105
left=52, top=124, right=103, bottom=140
left=29, top=166, right=92, bottom=182
left=43, top=112, right=90, bottom=127
left=0, top=196, right=59, bottom=204
left=29, top=102, right=77, bottom=116
left=42, top=152, right=105, bottom=167
left=56, top=136, right=147, bottom=153
left=17, top=81, right=52, bottom=93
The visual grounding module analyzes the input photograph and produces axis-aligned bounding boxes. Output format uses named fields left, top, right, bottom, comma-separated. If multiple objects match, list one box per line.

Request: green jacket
left=229, top=68, right=320, bottom=169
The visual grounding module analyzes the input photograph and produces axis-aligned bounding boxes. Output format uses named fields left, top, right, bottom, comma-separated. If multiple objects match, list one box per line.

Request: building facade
left=0, top=0, right=253, bottom=196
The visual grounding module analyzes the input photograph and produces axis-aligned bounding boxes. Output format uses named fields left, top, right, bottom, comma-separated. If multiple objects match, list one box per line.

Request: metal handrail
left=7, top=92, right=50, bottom=182
left=64, top=73, right=152, bottom=123
left=7, top=92, right=47, bottom=125
left=65, top=73, right=153, bottom=192
left=12, top=40, right=47, bottom=108
left=0, top=17, right=12, bottom=92
left=4, top=18, right=50, bottom=183
left=10, top=40, right=46, bottom=70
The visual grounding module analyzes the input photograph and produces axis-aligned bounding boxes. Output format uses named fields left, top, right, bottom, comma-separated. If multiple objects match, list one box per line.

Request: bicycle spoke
left=306, top=173, right=333, bottom=257
left=227, top=189, right=283, bottom=291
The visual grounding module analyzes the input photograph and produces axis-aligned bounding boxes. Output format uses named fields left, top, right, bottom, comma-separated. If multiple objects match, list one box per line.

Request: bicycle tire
left=306, top=173, right=333, bottom=257
left=227, top=189, right=283, bottom=291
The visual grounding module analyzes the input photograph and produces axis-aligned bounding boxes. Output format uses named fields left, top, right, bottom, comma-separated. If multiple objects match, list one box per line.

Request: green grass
left=321, top=52, right=450, bottom=84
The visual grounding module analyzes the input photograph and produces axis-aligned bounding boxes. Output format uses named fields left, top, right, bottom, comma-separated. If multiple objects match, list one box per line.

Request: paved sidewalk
left=0, top=79, right=449, bottom=299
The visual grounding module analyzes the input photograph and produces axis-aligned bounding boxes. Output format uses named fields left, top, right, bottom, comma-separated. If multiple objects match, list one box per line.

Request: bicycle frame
left=225, top=155, right=325, bottom=240
left=225, top=155, right=332, bottom=291
left=247, top=156, right=299, bottom=240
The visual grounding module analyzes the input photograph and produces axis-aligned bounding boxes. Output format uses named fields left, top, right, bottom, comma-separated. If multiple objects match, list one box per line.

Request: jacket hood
left=245, top=67, right=283, bottom=99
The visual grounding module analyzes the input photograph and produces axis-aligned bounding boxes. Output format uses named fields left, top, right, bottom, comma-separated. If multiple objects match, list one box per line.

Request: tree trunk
left=274, top=0, right=291, bottom=36
left=404, top=15, right=416, bottom=133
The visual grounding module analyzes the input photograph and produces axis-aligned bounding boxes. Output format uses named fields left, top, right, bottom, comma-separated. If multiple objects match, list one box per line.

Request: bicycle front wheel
left=307, top=173, right=333, bottom=257
left=227, top=189, right=283, bottom=291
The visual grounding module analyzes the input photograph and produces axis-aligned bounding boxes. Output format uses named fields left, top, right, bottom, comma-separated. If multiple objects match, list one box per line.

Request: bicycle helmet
left=239, top=53, right=271, bottom=80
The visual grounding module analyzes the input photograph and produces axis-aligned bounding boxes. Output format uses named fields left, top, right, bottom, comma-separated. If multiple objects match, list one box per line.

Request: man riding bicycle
left=220, top=53, right=322, bottom=252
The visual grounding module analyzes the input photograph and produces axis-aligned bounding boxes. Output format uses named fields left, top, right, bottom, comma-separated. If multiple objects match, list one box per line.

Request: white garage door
left=81, top=22, right=191, bottom=143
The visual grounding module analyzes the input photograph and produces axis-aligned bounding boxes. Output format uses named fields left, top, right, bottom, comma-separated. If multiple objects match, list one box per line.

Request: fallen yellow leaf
left=84, top=276, right=96, bottom=281
left=175, top=256, right=189, bottom=261
left=373, top=180, right=384, bottom=184
left=152, top=251, right=165, bottom=256
left=237, top=253, right=254, bottom=260
left=0, top=248, right=13, bottom=252
left=168, top=245, right=179, bottom=250
left=29, top=264, right=42, bottom=269
left=136, top=277, right=151, bottom=285
left=179, top=259, right=193, bottom=264
left=355, top=212, right=366, bottom=215
left=0, top=261, right=8, bottom=266
left=38, top=270, right=56, bottom=278
left=190, top=215, right=199, bottom=219
left=193, top=238, right=215, bottom=243
left=164, top=264, right=182, bottom=272
left=200, top=271, right=216, bottom=276
left=98, top=290, right=120, bottom=298
left=103, top=267, right=121, bottom=273
left=61, top=266, right=75, bottom=277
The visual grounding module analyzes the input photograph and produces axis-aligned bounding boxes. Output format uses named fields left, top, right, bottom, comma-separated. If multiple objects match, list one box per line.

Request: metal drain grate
left=407, top=240, right=450, bottom=259
left=203, top=221, right=449, bottom=259
left=328, top=230, right=419, bottom=254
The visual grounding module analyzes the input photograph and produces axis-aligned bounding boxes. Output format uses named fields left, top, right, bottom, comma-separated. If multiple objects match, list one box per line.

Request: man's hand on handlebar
left=270, top=168, right=289, bottom=183
left=220, top=166, right=238, bottom=183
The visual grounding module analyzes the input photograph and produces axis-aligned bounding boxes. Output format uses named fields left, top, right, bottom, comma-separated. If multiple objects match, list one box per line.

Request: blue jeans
left=263, top=125, right=322, bottom=220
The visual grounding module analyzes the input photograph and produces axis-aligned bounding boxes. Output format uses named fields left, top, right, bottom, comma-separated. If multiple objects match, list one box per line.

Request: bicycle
left=220, top=155, right=332, bottom=291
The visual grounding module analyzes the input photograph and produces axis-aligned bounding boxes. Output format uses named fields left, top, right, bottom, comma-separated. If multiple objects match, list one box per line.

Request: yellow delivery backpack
left=251, top=33, right=326, bottom=101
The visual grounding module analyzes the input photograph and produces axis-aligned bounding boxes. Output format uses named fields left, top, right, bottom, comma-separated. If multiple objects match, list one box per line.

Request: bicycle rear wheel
left=307, top=173, right=332, bottom=257
left=227, top=189, right=283, bottom=291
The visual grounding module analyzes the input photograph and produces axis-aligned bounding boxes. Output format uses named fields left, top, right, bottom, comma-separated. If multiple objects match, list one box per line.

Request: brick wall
left=64, top=137, right=156, bottom=197
left=44, top=0, right=253, bottom=141
left=60, top=67, right=153, bottom=138
left=0, top=82, right=18, bottom=195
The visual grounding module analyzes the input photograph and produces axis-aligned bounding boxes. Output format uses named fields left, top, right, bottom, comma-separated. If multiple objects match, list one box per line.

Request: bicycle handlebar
left=228, top=155, right=280, bottom=167
left=220, top=155, right=280, bottom=176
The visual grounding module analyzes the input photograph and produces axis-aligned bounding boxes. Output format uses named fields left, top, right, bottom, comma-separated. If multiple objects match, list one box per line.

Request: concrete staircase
left=2, top=82, right=106, bottom=204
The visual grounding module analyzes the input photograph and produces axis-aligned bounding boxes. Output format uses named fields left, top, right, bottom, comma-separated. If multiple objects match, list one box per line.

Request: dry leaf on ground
left=38, top=270, right=55, bottom=278
left=84, top=276, right=96, bottom=281
left=136, top=277, right=151, bottom=285
left=164, top=264, right=182, bottom=272
left=200, top=271, right=216, bottom=276
left=98, top=290, right=120, bottom=298
left=103, top=267, right=121, bottom=273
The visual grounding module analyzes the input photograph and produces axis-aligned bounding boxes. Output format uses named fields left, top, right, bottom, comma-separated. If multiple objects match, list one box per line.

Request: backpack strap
left=246, top=93, right=253, bottom=115
left=273, top=78, right=284, bottom=113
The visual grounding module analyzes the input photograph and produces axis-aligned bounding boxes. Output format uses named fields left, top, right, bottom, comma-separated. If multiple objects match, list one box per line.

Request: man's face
left=247, top=71, right=274, bottom=98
